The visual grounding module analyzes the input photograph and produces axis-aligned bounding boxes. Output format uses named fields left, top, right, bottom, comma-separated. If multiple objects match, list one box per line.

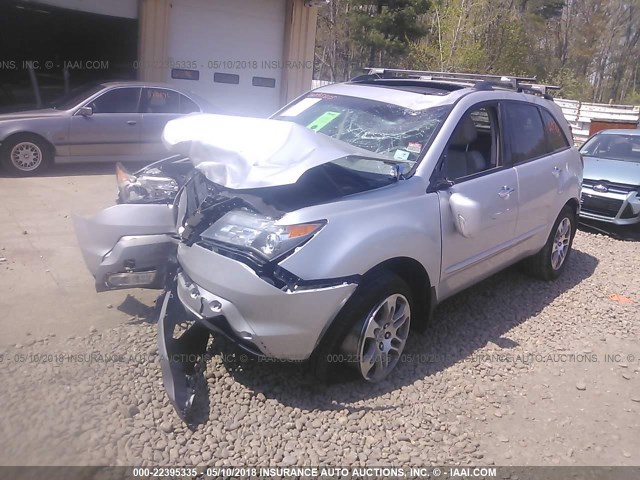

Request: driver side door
left=68, top=87, right=142, bottom=160
left=436, top=102, right=519, bottom=297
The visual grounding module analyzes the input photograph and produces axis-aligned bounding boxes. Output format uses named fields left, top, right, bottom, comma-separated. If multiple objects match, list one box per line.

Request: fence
left=310, top=79, right=639, bottom=145
left=311, top=79, right=333, bottom=89
left=555, top=99, right=640, bottom=145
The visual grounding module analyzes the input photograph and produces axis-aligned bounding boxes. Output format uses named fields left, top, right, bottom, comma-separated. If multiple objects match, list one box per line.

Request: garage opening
left=0, top=0, right=138, bottom=112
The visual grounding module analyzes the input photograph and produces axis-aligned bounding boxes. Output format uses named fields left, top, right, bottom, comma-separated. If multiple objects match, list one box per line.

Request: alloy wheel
left=551, top=217, right=572, bottom=270
left=347, top=293, right=411, bottom=383
left=10, top=142, right=43, bottom=172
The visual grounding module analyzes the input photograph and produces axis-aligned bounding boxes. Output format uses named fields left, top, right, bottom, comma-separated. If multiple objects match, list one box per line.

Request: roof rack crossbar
left=364, top=68, right=560, bottom=95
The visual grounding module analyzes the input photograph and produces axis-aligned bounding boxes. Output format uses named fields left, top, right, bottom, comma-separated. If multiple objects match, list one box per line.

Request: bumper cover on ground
left=157, top=246, right=358, bottom=419
left=157, top=284, right=210, bottom=421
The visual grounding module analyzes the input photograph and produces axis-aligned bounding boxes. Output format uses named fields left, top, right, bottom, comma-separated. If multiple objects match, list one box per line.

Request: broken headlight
left=116, top=162, right=179, bottom=204
left=200, top=210, right=324, bottom=261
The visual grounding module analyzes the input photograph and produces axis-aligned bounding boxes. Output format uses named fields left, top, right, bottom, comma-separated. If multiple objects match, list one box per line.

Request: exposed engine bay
left=179, top=161, right=397, bottom=240
left=156, top=160, right=395, bottom=420
left=77, top=110, right=443, bottom=421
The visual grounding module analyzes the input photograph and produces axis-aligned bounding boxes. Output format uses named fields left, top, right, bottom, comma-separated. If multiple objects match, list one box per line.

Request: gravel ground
left=0, top=228, right=638, bottom=467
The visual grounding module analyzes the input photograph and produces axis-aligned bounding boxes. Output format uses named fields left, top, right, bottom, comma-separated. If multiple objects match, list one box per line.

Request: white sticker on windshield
left=280, top=97, right=323, bottom=117
left=394, top=150, right=411, bottom=161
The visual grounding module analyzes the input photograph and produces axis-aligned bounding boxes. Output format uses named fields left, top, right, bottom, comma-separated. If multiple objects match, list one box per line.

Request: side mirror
left=433, top=175, right=454, bottom=190
left=428, top=154, right=455, bottom=191
left=77, top=106, right=93, bottom=117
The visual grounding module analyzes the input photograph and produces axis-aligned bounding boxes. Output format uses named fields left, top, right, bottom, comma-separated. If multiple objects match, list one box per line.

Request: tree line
left=314, top=0, right=640, bottom=104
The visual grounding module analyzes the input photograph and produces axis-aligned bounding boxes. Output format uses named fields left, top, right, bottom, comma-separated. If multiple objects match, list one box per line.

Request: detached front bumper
left=157, top=244, right=358, bottom=420
left=580, top=188, right=640, bottom=225
left=176, top=243, right=358, bottom=360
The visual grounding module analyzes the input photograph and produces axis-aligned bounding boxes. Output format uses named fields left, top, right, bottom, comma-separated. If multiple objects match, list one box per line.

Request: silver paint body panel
left=75, top=83, right=583, bottom=360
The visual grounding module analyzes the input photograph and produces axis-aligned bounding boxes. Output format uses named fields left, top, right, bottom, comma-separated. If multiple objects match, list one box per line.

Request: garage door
left=167, top=0, right=286, bottom=118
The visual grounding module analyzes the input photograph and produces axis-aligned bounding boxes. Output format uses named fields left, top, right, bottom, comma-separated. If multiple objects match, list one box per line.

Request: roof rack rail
left=362, top=68, right=561, bottom=96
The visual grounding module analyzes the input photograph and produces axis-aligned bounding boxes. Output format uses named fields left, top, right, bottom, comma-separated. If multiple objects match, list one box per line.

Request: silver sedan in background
left=579, top=129, right=640, bottom=225
left=0, top=81, right=216, bottom=175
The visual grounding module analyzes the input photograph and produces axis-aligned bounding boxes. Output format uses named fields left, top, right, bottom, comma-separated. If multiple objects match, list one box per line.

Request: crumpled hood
left=161, top=114, right=387, bottom=189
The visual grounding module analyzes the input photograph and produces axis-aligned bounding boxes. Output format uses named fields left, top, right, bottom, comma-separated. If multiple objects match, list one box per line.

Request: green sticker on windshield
left=307, top=111, right=341, bottom=131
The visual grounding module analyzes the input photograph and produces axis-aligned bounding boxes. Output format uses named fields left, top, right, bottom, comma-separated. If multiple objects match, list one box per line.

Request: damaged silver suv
left=75, top=69, right=583, bottom=419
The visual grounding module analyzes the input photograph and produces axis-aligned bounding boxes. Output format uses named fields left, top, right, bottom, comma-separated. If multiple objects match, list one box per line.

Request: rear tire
left=0, top=134, right=52, bottom=176
left=523, top=205, right=576, bottom=281
left=309, top=271, right=413, bottom=383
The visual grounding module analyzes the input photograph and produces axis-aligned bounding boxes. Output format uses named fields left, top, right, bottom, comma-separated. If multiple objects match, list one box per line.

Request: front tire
left=309, top=271, right=413, bottom=383
left=1, top=134, right=52, bottom=176
left=523, top=205, right=576, bottom=281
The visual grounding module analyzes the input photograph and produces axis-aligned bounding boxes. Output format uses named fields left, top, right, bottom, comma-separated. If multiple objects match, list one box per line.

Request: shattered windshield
left=274, top=92, right=450, bottom=175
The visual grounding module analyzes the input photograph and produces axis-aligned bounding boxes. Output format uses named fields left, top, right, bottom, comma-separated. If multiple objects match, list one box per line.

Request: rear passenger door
left=504, top=102, right=572, bottom=252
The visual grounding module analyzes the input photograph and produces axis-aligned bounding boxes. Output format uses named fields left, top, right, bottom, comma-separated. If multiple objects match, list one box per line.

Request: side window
left=142, top=88, right=180, bottom=114
left=90, top=88, right=140, bottom=113
left=541, top=108, right=570, bottom=152
left=504, top=103, right=547, bottom=163
left=444, top=105, right=499, bottom=181
left=180, top=95, right=200, bottom=114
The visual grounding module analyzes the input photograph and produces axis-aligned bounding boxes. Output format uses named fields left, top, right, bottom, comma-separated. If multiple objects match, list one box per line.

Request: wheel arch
left=0, top=131, right=56, bottom=175
left=308, top=256, right=437, bottom=380
left=1, top=131, right=56, bottom=155
left=565, top=197, right=580, bottom=217
left=361, top=256, right=436, bottom=332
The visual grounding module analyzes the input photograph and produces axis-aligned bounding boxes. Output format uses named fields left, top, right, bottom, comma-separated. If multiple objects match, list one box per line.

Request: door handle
left=127, top=120, right=137, bottom=125
left=552, top=166, right=561, bottom=178
left=498, top=186, right=515, bottom=198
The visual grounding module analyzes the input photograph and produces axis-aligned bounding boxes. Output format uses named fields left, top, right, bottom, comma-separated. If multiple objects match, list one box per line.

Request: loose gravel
left=0, top=229, right=638, bottom=467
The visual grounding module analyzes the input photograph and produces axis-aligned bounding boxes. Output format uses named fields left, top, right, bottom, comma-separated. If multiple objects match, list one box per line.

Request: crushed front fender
left=157, top=283, right=210, bottom=421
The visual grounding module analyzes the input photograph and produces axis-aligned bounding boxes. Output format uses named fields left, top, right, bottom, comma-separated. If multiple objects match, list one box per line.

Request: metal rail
left=364, top=67, right=561, bottom=95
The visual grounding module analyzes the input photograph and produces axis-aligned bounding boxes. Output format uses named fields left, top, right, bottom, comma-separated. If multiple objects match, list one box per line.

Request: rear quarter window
left=180, top=95, right=200, bottom=114
left=540, top=108, right=570, bottom=153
